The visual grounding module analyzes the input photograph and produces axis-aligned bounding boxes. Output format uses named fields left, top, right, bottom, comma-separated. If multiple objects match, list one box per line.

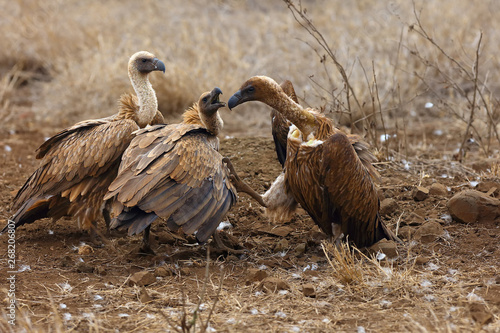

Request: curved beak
left=227, top=90, right=242, bottom=110
left=208, top=87, right=226, bottom=109
left=153, top=58, right=166, bottom=73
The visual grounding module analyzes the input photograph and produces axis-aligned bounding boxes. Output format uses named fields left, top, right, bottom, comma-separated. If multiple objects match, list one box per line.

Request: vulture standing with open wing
left=105, top=88, right=236, bottom=253
left=4, top=51, right=165, bottom=238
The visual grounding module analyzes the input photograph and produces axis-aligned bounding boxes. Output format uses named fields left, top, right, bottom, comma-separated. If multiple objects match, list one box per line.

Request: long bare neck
left=265, top=88, right=317, bottom=138
left=200, top=111, right=223, bottom=136
left=129, top=69, right=158, bottom=128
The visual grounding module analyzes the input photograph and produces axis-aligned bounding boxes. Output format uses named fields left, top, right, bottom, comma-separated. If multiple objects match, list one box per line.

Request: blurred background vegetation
left=1, top=0, right=499, bottom=159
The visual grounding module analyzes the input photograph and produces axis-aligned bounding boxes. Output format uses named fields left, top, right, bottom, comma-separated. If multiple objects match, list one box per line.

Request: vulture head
left=128, top=51, right=166, bottom=74
left=228, top=76, right=282, bottom=109
left=199, top=87, right=226, bottom=115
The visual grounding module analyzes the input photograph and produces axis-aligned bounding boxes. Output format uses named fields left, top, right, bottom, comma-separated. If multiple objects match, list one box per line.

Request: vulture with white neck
left=3, top=51, right=165, bottom=237
left=228, top=76, right=395, bottom=248
left=105, top=88, right=237, bottom=252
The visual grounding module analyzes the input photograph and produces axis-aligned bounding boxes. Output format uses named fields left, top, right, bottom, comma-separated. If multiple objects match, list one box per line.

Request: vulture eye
left=247, top=86, right=255, bottom=93
left=202, top=97, right=208, bottom=103
left=141, top=58, right=147, bottom=63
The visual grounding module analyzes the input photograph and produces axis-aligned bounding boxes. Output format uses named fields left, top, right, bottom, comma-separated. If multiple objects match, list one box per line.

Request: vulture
left=271, top=80, right=378, bottom=174
left=3, top=51, right=166, bottom=238
left=228, top=75, right=395, bottom=248
left=104, top=87, right=238, bottom=253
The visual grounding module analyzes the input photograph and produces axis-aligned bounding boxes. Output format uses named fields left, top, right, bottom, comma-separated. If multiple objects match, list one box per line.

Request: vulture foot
left=139, top=226, right=156, bottom=255
left=223, top=157, right=267, bottom=208
left=88, top=224, right=107, bottom=248
left=212, top=231, right=246, bottom=255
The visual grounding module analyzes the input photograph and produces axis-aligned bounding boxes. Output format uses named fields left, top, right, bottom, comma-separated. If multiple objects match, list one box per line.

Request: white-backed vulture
left=104, top=88, right=237, bottom=252
left=3, top=51, right=165, bottom=238
left=271, top=80, right=379, bottom=176
left=228, top=76, right=395, bottom=248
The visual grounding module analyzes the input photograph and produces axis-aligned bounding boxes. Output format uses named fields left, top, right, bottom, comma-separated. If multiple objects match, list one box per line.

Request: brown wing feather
left=285, top=131, right=384, bottom=248
left=9, top=119, right=138, bottom=230
left=105, top=124, right=237, bottom=242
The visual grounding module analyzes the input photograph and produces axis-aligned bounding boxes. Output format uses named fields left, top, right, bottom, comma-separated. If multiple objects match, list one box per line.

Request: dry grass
left=1, top=0, right=499, bottom=145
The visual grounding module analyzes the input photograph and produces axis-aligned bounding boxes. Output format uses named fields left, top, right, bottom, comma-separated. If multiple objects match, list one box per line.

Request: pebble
left=75, top=262, right=94, bottom=273
left=154, top=266, right=173, bottom=277
left=447, top=190, right=500, bottom=224
left=246, top=269, right=268, bottom=285
left=302, top=283, right=316, bottom=298
left=294, top=243, right=307, bottom=255
left=369, top=239, right=398, bottom=258
left=259, top=277, right=290, bottom=293
left=414, top=221, right=444, bottom=243
left=469, top=302, right=493, bottom=325
left=412, top=186, right=429, bottom=201
left=429, top=183, right=448, bottom=196
left=128, top=271, right=156, bottom=286
left=380, top=198, right=398, bottom=216
left=139, top=287, right=153, bottom=303
left=274, top=238, right=289, bottom=253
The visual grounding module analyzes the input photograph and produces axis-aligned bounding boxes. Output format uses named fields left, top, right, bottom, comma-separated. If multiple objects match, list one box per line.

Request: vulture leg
left=102, top=202, right=112, bottom=234
left=222, top=158, right=267, bottom=208
left=139, top=225, right=155, bottom=255
left=212, top=231, right=246, bottom=255
left=331, top=223, right=344, bottom=247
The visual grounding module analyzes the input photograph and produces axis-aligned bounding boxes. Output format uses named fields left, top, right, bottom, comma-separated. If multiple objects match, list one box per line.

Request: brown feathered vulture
left=104, top=88, right=237, bottom=253
left=3, top=51, right=165, bottom=238
left=228, top=76, right=395, bottom=248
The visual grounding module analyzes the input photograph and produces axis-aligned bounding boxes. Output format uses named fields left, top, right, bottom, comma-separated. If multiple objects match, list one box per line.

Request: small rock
left=413, top=186, right=429, bottom=201
left=154, top=266, right=173, bottom=277
left=397, top=226, right=413, bottom=240
left=129, top=271, right=156, bottom=286
left=407, top=212, right=425, bottom=226
left=139, top=287, right=153, bottom=303
left=447, top=190, right=500, bottom=224
left=469, top=302, right=493, bottom=325
left=94, top=266, right=106, bottom=276
left=246, top=269, right=268, bottom=285
left=469, top=160, right=491, bottom=173
left=415, top=256, right=429, bottom=265
left=429, top=183, right=448, bottom=196
left=303, top=270, right=320, bottom=278
left=259, top=277, right=290, bottom=293
left=75, top=262, right=94, bottom=273
left=274, top=238, right=289, bottom=253
left=476, top=181, right=500, bottom=197
left=294, top=243, right=307, bottom=255
left=369, top=239, right=398, bottom=258
left=60, top=255, right=73, bottom=267
left=226, top=255, right=239, bottom=262
left=302, top=283, right=316, bottom=298
left=414, top=221, right=444, bottom=243
left=380, top=198, right=398, bottom=216
left=78, top=244, right=94, bottom=255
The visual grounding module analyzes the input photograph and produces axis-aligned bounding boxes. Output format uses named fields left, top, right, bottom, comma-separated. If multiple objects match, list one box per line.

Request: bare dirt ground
left=0, top=123, right=499, bottom=332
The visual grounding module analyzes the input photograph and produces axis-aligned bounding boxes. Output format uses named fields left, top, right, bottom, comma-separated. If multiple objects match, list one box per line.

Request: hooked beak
left=153, top=58, right=166, bottom=73
left=227, top=90, right=242, bottom=110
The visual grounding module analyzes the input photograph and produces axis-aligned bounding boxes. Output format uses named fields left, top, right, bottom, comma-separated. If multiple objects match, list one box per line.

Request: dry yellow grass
left=1, top=0, right=499, bottom=144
